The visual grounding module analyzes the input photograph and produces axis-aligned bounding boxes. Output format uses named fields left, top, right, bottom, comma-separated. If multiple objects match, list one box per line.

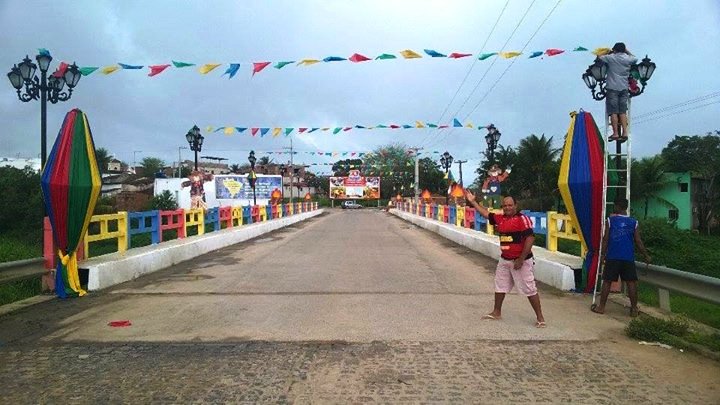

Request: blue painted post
left=150, top=210, right=160, bottom=244
left=449, top=205, right=456, bottom=225
left=243, top=206, right=252, bottom=225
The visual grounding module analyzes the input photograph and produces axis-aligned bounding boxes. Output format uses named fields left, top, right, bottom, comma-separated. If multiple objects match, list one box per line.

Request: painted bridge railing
left=395, top=202, right=720, bottom=311
left=396, top=202, right=581, bottom=252
left=45, top=202, right=319, bottom=263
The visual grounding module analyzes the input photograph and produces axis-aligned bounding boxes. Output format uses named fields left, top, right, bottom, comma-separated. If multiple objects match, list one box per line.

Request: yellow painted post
left=117, top=211, right=128, bottom=254
left=547, top=211, right=558, bottom=252
left=437, top=205, right=444, bottom=221
left=232, top=206, right=243, bottom=226
left=486, top=209, right=496, bottom=235
left=456, top=205, right=464, bottom=227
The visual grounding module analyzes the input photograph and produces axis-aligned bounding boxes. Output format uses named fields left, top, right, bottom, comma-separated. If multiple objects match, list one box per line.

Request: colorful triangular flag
left=400, top=49, right=422, bottom=59
left=424, top=49, right=446, bottom=57
left=199, top=64, right=222, bottom=74
left=349, top=53, right=371, bottom=62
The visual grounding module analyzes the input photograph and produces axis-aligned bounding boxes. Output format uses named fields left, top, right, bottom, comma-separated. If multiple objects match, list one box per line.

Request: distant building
left=0, top=157, right=41, bottom=172
left=181, top=160, right=230, bottom=175
left=630, top=172, right=706, bottom=230
left=106, top=158, right=126, bottom=174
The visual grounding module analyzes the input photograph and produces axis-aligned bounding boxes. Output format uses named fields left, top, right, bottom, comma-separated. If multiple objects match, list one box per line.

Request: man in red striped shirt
left=465, top=190, right=546, bottom=328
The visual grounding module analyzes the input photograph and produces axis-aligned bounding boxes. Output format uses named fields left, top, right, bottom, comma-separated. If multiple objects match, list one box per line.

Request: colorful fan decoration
left=557, top=110, right=605, bottom=292
left=41, top=109, right=102, bottom=298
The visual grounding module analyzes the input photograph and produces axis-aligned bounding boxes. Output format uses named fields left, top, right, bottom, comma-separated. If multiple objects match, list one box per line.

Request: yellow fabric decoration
left=499, top=51, right=522, bottom=59
left=297, top=59, right=320, bottom=66
left=466, top=122, right=474, bottom=128
left=415, top=121, right=425, bottom=128
left=205, top=126, right=213, bottom=133
left=224, top=127, right=234, bottom=135
left=272, top=128, right=281, bottom=137
left=199, top=63, right=222, bottom=74
left=101, top=65, right=120, bottom=75
left=400, top=50, right=422, bottom=59
left=592, top=47, right=611, bottom=56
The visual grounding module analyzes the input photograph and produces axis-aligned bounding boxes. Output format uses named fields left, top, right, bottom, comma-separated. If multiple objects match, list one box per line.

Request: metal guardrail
left=0, top=257, right=47, bottom=285
left=638, top=262, right=720, bottom=310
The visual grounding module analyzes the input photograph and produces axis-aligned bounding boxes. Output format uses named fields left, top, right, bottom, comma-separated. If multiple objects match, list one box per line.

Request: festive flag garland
left=43, top=45, right=610, bottom=79
left=208, top=119, right=489, bottom=136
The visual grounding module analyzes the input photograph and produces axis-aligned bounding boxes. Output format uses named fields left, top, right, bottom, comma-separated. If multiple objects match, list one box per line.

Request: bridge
left=1, top=205, right=718, bottom=403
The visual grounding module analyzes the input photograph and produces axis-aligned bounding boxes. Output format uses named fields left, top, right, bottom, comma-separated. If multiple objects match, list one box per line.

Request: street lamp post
left=484, top=124, right=502, bottom=164
left=581, top=55, right=656, bottom=192
left=185, top=125, right=204, bottom=171
left=280, top=165, right=288, bottom=200
left=440, top=151, right=453, bottom=204
left=248, top=151, right=257, bottom=205
left=7, top=53, right=82, bottom=171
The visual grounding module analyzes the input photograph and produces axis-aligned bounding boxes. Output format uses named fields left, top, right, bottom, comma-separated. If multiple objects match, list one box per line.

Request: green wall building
left=631, top=172, right=700, bottom=230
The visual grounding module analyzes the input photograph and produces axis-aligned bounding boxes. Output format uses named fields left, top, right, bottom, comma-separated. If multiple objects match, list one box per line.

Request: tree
left=417, top=157, right=447, bottom=195
left=513, top=134, right=561, bottom=211
left=0, top=166, right=43, bottom=239
left=147, top=190, right=178, bottom=211
left=363, top=144, right=415, bottom=198
left=95, top=147, right=111, bottom=175
left=661, top=132, right=720, bottom=233
left=631, top=156, right=674, bottom=219
left=305, top=172, right=329, bottom=196
left=141, top=157, right=166, bottom=176
left=332, top=159, right=363, bottom=176
left=229, top=164, right=242, bottom=174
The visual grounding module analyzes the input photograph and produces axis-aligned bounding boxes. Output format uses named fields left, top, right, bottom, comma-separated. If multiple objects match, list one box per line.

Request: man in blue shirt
left=599, top=42, right=638, bottom=142
left=593, top=198, right=651, bottom=317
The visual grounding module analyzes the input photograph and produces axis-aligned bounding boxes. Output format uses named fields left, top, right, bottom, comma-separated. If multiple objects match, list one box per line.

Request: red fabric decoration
left=148, top=64, right=171, bottom=77
left=298, top=128, right=308, bottom=133
left=252, top=62, right=272, bottom=76
left=349, top=53, right=371, bottom=62
left=389, top=124, right=400, bottom=129
left=251, top=128, right=259, bottom=136
left=343, top=127, right=352, bottom=131
left=108, top=320, right=132, bottom=327
left=52, top=62, right=69, bottom=78
left=448, top=52, right=472, bottom=59
left=545, top=49, right=565, bottom=56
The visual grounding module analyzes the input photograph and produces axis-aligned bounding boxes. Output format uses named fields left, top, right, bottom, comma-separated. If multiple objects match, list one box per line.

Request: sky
left=2, top=0, right=719, bottom=183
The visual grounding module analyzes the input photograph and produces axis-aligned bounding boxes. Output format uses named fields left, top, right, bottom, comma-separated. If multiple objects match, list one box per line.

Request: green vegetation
left=148, top=190, right=178, bottom=211
left=0, top=278, right=43, bottom=307
left=0, top=234, right=41, bottom=262
left=626, top=315, right=720, bottom=354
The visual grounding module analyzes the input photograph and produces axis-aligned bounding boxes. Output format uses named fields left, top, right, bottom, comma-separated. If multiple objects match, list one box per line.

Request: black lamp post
left=7, top=53, right=82, bottom=171
left=484, top=124, right=502, bottom=164
left=185, top=125, right=204, bottom=171
left=581, top=54, right=656, bottom=189
left=280, top=165, right=288, bottom=199
left=440, top=151, right=453, bottom=204
left=248, top=150, right=257, bottom=205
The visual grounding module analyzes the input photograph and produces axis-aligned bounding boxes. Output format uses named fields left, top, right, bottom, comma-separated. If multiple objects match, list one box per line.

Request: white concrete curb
left=85, top=209, right=324, bottom=291
left=391, top=209, right=577, bottom=290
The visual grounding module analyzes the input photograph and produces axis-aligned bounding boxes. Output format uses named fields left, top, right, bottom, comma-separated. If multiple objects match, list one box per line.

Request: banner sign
left=329, top=170, right=380, bottom=200
left=215, top=175, right=282, bottom=200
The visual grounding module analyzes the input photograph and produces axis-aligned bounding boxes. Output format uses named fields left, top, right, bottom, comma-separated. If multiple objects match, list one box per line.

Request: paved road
left=1, top=209, right=718, bottom=403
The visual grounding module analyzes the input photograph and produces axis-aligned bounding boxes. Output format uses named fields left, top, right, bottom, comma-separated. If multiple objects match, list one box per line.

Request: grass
left=0, top=277, right=43, bottom=306
left=626, top=315, right=720, bottom=354
left=0, top=234, right=41, bottom=263
left=637, top=282, right=720, bottom=329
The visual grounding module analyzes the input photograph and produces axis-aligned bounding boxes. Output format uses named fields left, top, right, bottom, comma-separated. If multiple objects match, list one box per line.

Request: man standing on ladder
left=600, top=42, right=637, bottom=142
left=592, top=198, right=651, bottom=317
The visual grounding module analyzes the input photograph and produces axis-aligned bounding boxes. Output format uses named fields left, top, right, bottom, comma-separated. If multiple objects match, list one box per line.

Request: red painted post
left=43, top=217, right=54, bottom=269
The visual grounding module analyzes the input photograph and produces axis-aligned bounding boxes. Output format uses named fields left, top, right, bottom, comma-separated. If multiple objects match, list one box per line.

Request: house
left=631, top=172, right=706, bottom=230
left=106, top=158, right=126, bottom=174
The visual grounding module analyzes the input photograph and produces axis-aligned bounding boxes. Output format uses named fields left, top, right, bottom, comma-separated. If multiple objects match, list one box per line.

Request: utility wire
left=424, top=0, right=539, bottom=150
left=462, top=0, right=563, bottom=121
left=417, top=0, right=511, bottom=148
left=633, top=91, right=720, bottom=120
left=634, top=99, right=720, bottom=126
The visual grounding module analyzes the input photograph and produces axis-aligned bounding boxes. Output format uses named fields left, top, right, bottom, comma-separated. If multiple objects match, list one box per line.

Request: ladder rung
left=607, top=154, right=628, bottom=157
left=606, top=185, right=628, bottom=188
left=607, top=169, right=628, bottom=172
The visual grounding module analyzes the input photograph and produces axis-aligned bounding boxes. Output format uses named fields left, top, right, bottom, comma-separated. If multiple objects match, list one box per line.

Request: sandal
left=536, top=321, right=547, bottom=328
left=482, top=314, right=501, bottom=320
left=608, top=134, right=620, bottom=141
left=590, top=304, right=604, bottom=314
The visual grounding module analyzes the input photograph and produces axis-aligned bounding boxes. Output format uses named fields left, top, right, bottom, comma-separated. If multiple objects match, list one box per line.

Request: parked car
left=342, top=201, right=363, bottom=209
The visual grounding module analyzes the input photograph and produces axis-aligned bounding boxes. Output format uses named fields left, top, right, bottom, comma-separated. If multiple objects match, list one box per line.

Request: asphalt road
left=1, top=209, right=717, bottom=403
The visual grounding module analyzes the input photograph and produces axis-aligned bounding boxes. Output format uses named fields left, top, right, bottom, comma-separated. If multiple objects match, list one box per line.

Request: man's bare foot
left=482, top=313, right=501, bottom=320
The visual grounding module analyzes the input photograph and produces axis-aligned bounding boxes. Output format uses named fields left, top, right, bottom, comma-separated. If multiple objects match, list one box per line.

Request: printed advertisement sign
left=215, top=175, right=282, bottom=200
left=329, top=170, right=380, bottom=199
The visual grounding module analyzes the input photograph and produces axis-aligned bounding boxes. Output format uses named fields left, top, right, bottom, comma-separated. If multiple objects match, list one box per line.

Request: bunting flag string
left=48, top=45, right=610, bottom=79
left=208, top=119, right=490, bottom=136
